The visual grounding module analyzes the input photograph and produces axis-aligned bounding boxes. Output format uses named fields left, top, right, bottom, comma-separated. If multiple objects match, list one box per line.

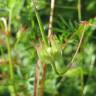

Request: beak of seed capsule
left=80, top=21, right=96, bottom=27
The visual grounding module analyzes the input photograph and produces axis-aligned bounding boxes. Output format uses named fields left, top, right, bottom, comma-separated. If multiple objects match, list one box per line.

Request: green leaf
left=65, top=67, right=83, bottom=77
left=7, top=0, right=24, bottom=17
left=7, top=0, right=15, bottom=10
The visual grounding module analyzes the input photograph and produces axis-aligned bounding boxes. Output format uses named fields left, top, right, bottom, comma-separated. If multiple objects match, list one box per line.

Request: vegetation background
left=0, top=0, right=96, bottom=96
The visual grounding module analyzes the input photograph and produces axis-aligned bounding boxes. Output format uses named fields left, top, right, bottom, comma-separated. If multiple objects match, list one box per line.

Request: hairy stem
left=40, top=64, right=47, bottom=96
left=71, top=25, right=86, bottom=63
left=48, top=0, right=55, bottom=37
left=6, top=36, right=16, bottom=96
left=32, top=0, right=48, bottom=46
left=34, top=60, right=40, bottom=96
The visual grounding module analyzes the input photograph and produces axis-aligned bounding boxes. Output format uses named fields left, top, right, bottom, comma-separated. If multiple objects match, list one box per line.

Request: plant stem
left=35, top=1, right=77, bottom=10
left=8, top=85, right=16, bottom=96
left=48, top=0, right=55, bottom=37
left=78, top=0, right=82, bottom=22
left=71, top=25, right=86, bottom=63
left=80, top=68, right=84, bottom=96
left=7, top=10, right=15, bottom=83
left=32, top=0, right=48, bottom=46
left=6, top=36, right=16, bottom=96
left=40, top=64, right=47, bottom=96
left=6, top=37, right=13, bottom=80
left=0, top=17, right=16, bottom=96
left=56, top=25, right=86, bottom=87
left=34, top=60, right=40, bottom=96
left=8, top=10, right=12, bottom=32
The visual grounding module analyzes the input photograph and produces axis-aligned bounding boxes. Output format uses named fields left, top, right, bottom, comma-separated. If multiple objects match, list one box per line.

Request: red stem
left=40, top=64, right=47, bottom=96
left=34, top=60, right=40, bottom=96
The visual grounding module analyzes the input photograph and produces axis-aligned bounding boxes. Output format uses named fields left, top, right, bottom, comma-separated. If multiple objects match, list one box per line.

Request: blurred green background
left=0, top=0, right=96, bottom=96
